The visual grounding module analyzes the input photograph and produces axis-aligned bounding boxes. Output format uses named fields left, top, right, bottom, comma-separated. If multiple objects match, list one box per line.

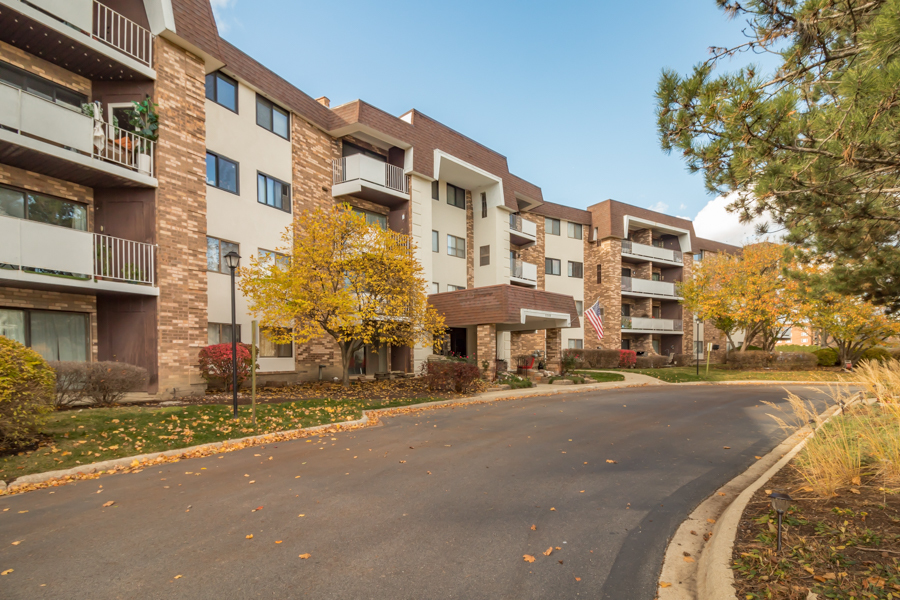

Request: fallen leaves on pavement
left=299, top=553, right=311, bottom=559
left=523, top=555, right=535, bottom=563
left=102, top=501, right=115, bottom=508
left=543, top=547, right=553, bottom=556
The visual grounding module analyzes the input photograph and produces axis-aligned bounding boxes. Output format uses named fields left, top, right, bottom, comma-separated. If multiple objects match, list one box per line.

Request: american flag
left=585, top=299, right=604, bottom=339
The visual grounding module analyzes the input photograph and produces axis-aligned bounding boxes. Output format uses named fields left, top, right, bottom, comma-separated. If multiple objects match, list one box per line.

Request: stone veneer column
left=584, top=238, right=622, bottom=350
left=154, top=38, right=208, bottom=395
left=545, top=328, right=562, bottom=372
left=682, top=254, right=694, bottom=356
left=476, top=324, right=497, bottom=379
left=466, top=191, right=474, bottom=288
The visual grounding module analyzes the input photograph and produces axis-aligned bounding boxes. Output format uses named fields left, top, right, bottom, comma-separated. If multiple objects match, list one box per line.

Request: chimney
left=316, top=96, right=330, bottom=108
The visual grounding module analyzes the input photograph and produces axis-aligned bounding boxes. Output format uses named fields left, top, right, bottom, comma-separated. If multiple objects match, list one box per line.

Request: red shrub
left=452, top=362, right=481, bottom=392
left=424, top=360, right=482, bottom=393
left=618, top=349, right=637, bottom=368
left=199, top=344, right=253, bottom=391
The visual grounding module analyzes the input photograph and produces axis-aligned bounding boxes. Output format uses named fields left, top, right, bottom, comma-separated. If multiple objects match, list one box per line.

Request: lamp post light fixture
left=224, top=250, right=241, bottom=419
left=769, top=491, right=793, bottom=553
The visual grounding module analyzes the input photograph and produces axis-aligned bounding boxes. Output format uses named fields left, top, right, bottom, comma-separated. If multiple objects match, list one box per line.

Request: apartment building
left=0, top=0, right=739, bottom=397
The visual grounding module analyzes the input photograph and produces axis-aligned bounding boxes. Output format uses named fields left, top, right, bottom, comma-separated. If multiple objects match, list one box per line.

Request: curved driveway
left=0, top=384, right=834, bottom=599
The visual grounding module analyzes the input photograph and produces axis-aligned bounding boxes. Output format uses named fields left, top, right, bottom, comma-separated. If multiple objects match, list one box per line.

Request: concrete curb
left=658, top=398, right=851, bottom=599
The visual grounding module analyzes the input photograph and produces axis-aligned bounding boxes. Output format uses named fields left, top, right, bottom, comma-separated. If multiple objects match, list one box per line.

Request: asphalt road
left=0, top=384, right=836, bottom=600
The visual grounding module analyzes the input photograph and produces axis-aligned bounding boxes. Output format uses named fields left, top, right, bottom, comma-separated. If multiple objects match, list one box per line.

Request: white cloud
left=693, top=191, right=778, bottom=246
left=210, top=0, right=236, bottom=34
left=647, top=201, right=669, bottom=213
left=679, top=203, right=687, bottom=210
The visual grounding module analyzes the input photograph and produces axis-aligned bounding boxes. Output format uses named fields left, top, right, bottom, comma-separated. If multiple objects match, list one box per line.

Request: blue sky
left=210, top=0, right=766, bottom=242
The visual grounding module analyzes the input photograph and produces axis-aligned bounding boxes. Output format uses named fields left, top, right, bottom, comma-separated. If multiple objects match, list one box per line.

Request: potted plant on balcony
left=127, top=97, right=158, bottom=175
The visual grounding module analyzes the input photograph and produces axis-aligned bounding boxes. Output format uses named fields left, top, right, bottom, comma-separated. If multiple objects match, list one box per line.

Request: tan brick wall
left=341, top=195, right=390, bottom=216
left=292, top=115, right=339, bottom=215
left=154, top=38, right=208, bottom=394
left=476, top=324, right=496, bottom=380
left=0, top=40, right=91, bottom=96
left=545, top=328, right=562, bottom=372
left=0, top=288, right=98, bottom=361
left=585, top=238, right=622, bottom=350
left=0, top=163, right=94, bottom=229
left=511, top=330, right=545, bottom=359
left=466, top=190, right=474, bottom=288
left=682, top=254, right=694, bottom=356
left=519, top=213, right=545, bottom=289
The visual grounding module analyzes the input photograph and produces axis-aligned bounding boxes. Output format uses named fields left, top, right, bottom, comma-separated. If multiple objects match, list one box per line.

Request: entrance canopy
left=428, top=285, right=579, bottom=332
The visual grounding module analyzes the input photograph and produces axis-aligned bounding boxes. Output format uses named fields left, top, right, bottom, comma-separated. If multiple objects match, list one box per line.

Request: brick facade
left=584, top=238, right=622, bottom=350
left=0, top=40, right=91, bottom=96
left=0, top=288, right=98, bottom=361
left=476, top=324, right=496, bottom=380
left=545, top=328, right=562, bottom=372
left=154, top=38, right=208, bottom=395
left=466, top=190, right=474, bottom=288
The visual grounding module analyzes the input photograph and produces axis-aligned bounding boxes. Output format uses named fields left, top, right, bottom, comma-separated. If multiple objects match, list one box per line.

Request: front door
left=449, top=327, right=467, bottom=357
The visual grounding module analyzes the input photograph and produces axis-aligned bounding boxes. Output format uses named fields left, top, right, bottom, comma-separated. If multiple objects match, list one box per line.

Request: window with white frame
left=575, top=301, right=583, bottom=316
left=208, top=322, right=241, bottom=345
left=568, top=339, right=583, bottom=350
left=447, top=234, right=465, bottom=258
left=432, top=230, right=439, bottom=253
left=545, top=218, right=560, bottom=236
left=259, top=327, right=292, bottom=357
left=567, top=222, right=582, bottom=239
left=431, top=282, right=439, bottom=294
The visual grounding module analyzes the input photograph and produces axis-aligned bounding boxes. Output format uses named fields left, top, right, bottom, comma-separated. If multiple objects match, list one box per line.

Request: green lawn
left=1, top=395, right=441, bottom=481
left=578, top=366, right=848, bottom=384
left=573, top=371, right=626, bottom=383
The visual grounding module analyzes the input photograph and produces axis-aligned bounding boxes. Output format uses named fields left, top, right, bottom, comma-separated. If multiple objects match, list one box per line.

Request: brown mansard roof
left=428, top=285, right=580, bottom=329
left=529, top=201, right=593, bottom=225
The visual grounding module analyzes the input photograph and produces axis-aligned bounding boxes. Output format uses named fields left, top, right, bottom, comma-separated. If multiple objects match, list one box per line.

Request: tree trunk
left=339, top=342, right=353, bottom=388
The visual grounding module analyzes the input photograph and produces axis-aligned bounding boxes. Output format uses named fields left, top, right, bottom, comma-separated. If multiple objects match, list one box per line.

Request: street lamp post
left=224, top=250, right=241, bottom=419
left=769, top=491, right=792, bottom=553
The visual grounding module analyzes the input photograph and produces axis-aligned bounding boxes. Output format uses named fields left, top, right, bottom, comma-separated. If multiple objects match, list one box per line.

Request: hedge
left=49, top=361, right=148, bottom=407
left=562, top=349, right=621, bottom=369
left=635, top=355, right=668, bottom=369
left=729, top=350, right=818, bottom=370
left=814, top=348, right=839, bottom=367
left=0, top=337, right=55, bottom=450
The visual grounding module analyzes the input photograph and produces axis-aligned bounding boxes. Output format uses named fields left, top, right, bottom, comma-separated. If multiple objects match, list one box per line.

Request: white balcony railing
left=621, top=317, right=683, bottom=332
left=0, top=216, right=156, bottom=287
left=509, top=214, right=538, bottom=237
left=621, top=276, right=679, bottom=297
left=0, top=82, right=155, bottom=177
left=510, top=258, right=537, bottom=283
left=622, top=240, right=683, bottom=263
left=29, top=0, right=154, bottom=68
left=332, top=154, right=409, bottom=195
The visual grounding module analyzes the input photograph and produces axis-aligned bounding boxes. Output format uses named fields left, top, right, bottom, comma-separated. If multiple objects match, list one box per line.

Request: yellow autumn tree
left=802, top=289, right=900, bottom=366
left=239, top=205, right=445, bottom=386
left=679, top=243, right=799, bottom=352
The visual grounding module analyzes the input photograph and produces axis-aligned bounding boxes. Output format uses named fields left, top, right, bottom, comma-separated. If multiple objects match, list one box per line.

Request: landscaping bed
left=572, top=371, right=626, bottom=383
left=732, top=460, right=900, bottom=599
left=193, top=378, right=457, bottom=406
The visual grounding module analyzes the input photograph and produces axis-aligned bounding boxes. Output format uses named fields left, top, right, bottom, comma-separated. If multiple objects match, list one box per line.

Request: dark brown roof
left=171, top=0, right=221, bottom=57
left=589, top=199, right=699, bottom=245
left=529, top=201, right=592, bottom=225
left=428, top=285, right=580, bottom=328
left=695, top=237, right=742, bottom=254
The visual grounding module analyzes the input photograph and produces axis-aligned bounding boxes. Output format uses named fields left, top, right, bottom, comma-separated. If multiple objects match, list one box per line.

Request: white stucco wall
left=472, top=184, right=511, bottom=288
left=430, top=180, right=468, bottom=292
left=543, top=220, right=585, bottom=348
left=205, top=81, right=295, bottom=373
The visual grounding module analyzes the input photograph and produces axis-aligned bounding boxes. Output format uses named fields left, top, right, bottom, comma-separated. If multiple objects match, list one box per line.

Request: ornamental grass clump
left=0, top=337, right=55, bottom=451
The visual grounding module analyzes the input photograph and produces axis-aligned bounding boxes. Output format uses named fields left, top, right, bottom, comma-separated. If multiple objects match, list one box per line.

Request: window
left=258, top=249, right=289, bottom=269
left=206, top=151, right=239, bottom=194
left=447, top=234, right=465, bottom=258
left=621, top=304, right=631, bottom=317
left=207, top=236, right=239, bottom=273
left=481, top=193, right=487, bottom=218
left=447, top=183, right=466, bottom=209
left=694, top=250, right=705, bottom=262
left=0, top=308, right=89, bottom=362
left=432, top=231, right=439, bottom=252
left=431, top=282, right=439, bottom=294
left=653, top=238, right=665, bottom=248
left=432, top=180, right=439, bottom=200
left=593, top=227, right=598, bottom=241
left=567, top=222, right=582, bottom=240
left=545, top=258, right=561, bottom=276
left=0, top=61, right=87, bottom=109
left=205, top=71, right=237, bottom=112
left=447, top=284, right=465, bottom=292
left=479, top=245, right=490, bottom=266
left=545, top=218, right=560, bottom=236
left=568, top=339, right=583, bottom=350
left=256, top=94, right=289, bottom=139
left=596, top=264, right=602, bottom=284
left=652, top=272, right=661, bottom=281
left=259, top=327, right=292, bottom=357
left=621, top=339, right=631, bottom=350
left=208, top=322, right=241, bottom=345
left=575, top=301, right=583, bottom=316
left=652, top=306, right=661, bottom=319
left=568, top=261, right=583, bottom=278
left=342, top=142, right=385, bottom=161
left=652, top=339, right=660, bottom=354
left=257, top=173, right=290, bottom=212
left=0, top=184, right=87, bottom=231
left=352, top=208, right=387, bottom=229
left=622, top=267, right=632, bottom=277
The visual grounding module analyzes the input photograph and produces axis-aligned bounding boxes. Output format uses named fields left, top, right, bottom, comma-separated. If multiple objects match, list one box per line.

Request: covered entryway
left=428, top=285, right=580, bottom=378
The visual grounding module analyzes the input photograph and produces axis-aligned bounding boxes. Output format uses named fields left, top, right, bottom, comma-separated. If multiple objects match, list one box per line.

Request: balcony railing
left=621, top=317, right=683, bottom=332
left=510, top=258, right=537, bottom=283
left=509, top=214, right=538, bottom=245
left=0, top=82, right=156, bottom=177
left=0, top=216, right=156, bottom=287
left=621, top=276, right=679, bottom=297
left=621, top=240, right=683, bottom=263
left=332, top=155, right=409, bottom=195
left=28, top=0, right=154, bottom=68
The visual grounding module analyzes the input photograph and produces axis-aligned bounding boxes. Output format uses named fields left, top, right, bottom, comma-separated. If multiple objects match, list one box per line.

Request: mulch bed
left=732, top=465, right=900, bottom=599
left=148, top=378, right=464, bottom=407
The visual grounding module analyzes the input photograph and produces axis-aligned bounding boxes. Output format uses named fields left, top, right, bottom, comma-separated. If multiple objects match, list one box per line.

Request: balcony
left=510, top=258, right=537, bottom=287
left=621, top=317, right=683, bottom=334
left=509, top=214, right=537, bottom=247
left=332, top=155, right=409, bottom=207
left=0, top=0, right=155, bottom=79
left=0, top=83, right=156, bottom=187
left=0, top=215, right=157, bottom=295
left=621, top=240, right=683, bottom=265
left=621, top=276, right=680, bottom=299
